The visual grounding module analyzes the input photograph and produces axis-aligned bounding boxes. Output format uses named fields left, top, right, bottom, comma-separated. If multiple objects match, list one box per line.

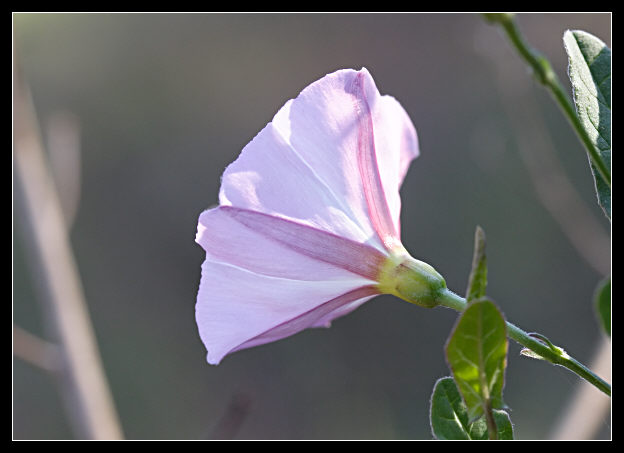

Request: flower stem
left=483, top=13, right=611, bottom=188
left=437, top=288, right=611, bottom=397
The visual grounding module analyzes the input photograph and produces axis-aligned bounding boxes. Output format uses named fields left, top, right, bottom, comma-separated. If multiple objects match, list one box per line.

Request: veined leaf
left=430, top=377, right=472, bottom=439
left=446, top=299, right=508, bottom=421
left=430, top=377, right=514, bottom=440
left=563, top=29, right=611, bottom=219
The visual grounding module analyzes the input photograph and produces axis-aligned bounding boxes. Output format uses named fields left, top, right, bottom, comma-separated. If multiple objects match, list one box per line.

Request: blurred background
left=13, top=13, right=611, bottom=440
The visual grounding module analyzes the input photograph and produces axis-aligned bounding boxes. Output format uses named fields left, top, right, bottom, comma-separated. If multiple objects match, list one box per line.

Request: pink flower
left=196, top=68, right=445, bottom=364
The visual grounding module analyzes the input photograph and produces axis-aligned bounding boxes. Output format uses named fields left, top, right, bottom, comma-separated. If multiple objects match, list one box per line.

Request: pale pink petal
left=230, top=288, right=378, bottom=354
left=219, top=68, right=418, bottom=253
left=309, top=295, right=376, bottom=328
left=196, top=206, right=386, bottom=281
left=217, top=119, right=373, bottom=247
left=372, top=95, right=420, bottom=238
left=346, top=71, right=398, bottom=248
left=196, top=259, right=379, bottom=364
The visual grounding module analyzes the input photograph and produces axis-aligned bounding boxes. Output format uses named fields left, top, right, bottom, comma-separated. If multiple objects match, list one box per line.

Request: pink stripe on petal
left=372, top=95, right=420, bottom=238
left=310, top=294, right=375, bottom=328
left=217, top=206, right=387, bottom=281
left=230, top=286, right=379, bottom=354
left=346, top=71, right=400, bottom=249
left=198, top=207, right=374, bottom=282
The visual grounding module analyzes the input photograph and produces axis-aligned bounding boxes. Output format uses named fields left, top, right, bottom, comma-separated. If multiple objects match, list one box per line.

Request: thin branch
left=483, top=14, right=611, bottom=188
left=45, top=111, right=81, bottom=229
left=550, top=337, right=611, bottom=439
left=14, top=73, right=123, bottom=439
left=13, top=325, right=61, bottom=373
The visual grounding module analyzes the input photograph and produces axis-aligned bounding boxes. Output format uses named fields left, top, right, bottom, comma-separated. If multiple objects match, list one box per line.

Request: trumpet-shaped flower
left=196, top=68, right=446, bottom=364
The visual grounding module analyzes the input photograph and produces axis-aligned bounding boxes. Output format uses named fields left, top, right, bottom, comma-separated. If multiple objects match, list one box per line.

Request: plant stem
left=484, top=401, right=498, bottom=440
left=483, top=14, right=611, bottom=188
left=437, top=288, right=611, bottom=397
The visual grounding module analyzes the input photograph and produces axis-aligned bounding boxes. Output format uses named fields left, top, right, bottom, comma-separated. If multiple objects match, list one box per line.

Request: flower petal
left=196, top=259, right=378, bottom=364
left=370, top=94, right=420, bottom=238
left=219, top=68, right=418, bottom=252
left=196, top=206, right=386, bottom=281
left=229, top=288, right=378, bottom=355
left=346, top=70, right=400, bottom=248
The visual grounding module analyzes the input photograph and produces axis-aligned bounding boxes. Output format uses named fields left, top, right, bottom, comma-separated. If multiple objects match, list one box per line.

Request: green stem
left=484, top=401, right=498, bottom=440
left=437, top=288, right=611, bottom=397
left=484, top=14, right=611, bottom=188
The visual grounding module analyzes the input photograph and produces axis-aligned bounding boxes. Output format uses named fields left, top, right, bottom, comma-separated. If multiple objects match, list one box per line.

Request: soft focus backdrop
left=13, top=13, right=611, bottom=440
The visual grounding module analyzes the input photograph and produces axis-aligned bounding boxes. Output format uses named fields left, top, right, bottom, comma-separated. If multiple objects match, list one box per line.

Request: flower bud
left=377, top=252, right=447, bottom=308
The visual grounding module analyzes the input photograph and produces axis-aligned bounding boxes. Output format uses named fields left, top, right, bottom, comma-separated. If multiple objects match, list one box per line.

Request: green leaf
left=491, top=410, right=514, bottom=439
left=481, top=13, right=515, bottom=24
left=594, top=278, right=611, bottom=336
left=467, top=410, right=514, bottom=440
left=466, top=226, right=487, bottom=302
left=563, top=29, right=611, bottom=219
left=430, top=377, right=514, bottom=440
left=445, top=299, right=508, bottom=422
left=430, top=377, right=472, bottom=439
left=519, top=348, right=546, bottom=360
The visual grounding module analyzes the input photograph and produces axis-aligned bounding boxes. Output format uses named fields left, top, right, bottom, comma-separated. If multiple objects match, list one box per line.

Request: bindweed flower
left=196, top=68, right=446, bottom=364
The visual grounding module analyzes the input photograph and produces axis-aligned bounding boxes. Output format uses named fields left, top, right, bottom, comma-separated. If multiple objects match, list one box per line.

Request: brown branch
left=13, top=325, right=61, bottom=373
